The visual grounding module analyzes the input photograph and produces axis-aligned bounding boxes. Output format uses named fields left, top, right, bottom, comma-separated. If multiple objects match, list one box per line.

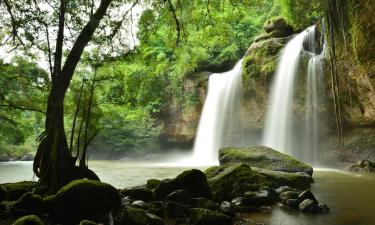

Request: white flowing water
left=303, top=45, right=325, bottom=163
left=263, top=25, right=325, bottom=164
left=192, top=59, right=244, bottom=165
left=262, top=30, right=308, bottom=154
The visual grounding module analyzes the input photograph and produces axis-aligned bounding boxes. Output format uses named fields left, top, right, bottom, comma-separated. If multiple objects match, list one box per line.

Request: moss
left=188, top=208, right=232, bottom=225
left=205, top=163, right=270, bottom=201
left=146, top=179, right=161, bottom=190
left=0, top=181, right=38, bottom=201
left=53, top=179, right=121, bottom=222
left=79, top=220, right=98, bottom=225
left=12, top=215, right=44, bottom=225
left=219, top=146, right=313, bottom=175
left=347, top=0, right=375, bottom=65
left=14, top=192, right=43, bottom=213
left=154, top=169, right=210, bottom=200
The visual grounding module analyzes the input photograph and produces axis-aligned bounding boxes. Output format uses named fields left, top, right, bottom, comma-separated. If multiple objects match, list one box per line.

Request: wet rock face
left=345, top=160, right=375, bottom=173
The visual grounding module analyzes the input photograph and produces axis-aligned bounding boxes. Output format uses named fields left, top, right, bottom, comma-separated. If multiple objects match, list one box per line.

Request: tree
left=0, top=0, right=143, bottom=191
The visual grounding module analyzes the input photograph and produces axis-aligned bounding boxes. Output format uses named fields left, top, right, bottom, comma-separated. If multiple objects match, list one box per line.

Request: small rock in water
left=298, top=190, right=317, bottom=202
left=121, top=196, right=132, bottom=206
left=299, top=199, right=319, bottom=213
left=131, top=200, right=147, bottom=209
left=220, top=201, right=231, bottom=213
left=166, top=189, right=191, bottom=202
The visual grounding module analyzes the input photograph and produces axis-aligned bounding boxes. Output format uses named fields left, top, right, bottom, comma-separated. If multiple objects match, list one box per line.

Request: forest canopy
left=0, top=0, right=321, bottom=160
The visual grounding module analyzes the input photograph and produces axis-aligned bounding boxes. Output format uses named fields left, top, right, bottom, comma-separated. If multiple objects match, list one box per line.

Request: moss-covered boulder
left=205, top=163, right=270, bottom=201
left=219, top=146, right=313, bottom=175
left=263, top=17, right=293, bottom=34
left=12, top=215, right=44, bottom=225
left=0, top=181, right=38, bottom=201
left=252, top=167, right=313, bottom=190
left=188, top=208, right=233, bottom=225
left=154, top=169, right=210, bottom=200
left=122, top=186, right=154, bottom=201
left=52, top=179, right=121, bottom=221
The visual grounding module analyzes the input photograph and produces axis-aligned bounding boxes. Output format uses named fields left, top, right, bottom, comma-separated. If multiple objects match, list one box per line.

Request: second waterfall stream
left=192, top=59, right=244, bottom=165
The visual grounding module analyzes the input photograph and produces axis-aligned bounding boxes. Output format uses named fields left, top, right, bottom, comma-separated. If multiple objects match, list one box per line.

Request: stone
left=147, top=201, right=165, bottom=218
left=230, top=197, right=259, bottom=213
left=205, top=163, right=270, bottom=201
left=52, top=179, right=121, bottom=222
left=244, top=189, right=278, bottom=206
left=299, top=199, right=319, bottom=213
left=318, top=203, right=330, bottom=213
left=166, top=189, right=191, bottom=202
left=0, top=153, right=10, bottom=162
left=147, top=179, right=161, bottom=189
left=186, top=197, right=219, bottom=210
left=164, top=201, right=188, bottom=219
left=131, top=200, right=147, bottom=209
left=12, top=215, right=44, bottom=225
left=20, top=154, right=34, bottom=161
left=121, top=196, right=132, bottom=206
left=220, top=201, right=231, bottom=213
left=154, top=169, right=210, bottom=200
left=279, top=191, right=300, bottom=202
left=123, top=186, right=154, bottom=201
left=298, top=190, right=317, bottom=202
left=188, top=208, right=233, bottom=225
left=275, top=186, right=298, bottom=194
left=219, top=146, right=313, bottom=175
left=253, top=168, right=313, bottom=190
left=285, top=199, right=300, bottom=209
left=115, top=207, right=165, bottom=225
left=263, top=17, right=293, bottom=34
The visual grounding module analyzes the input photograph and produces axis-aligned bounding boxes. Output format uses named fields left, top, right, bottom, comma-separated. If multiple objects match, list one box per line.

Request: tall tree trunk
left=33, top=0, right=112, bottom=192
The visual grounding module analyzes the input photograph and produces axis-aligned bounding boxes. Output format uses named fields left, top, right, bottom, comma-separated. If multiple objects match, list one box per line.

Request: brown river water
left=1, top=161, right=374, bottom=225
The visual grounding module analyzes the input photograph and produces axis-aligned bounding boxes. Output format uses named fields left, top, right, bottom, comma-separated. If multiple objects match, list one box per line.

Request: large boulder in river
left=219, top=146, right=313, bottom=175
left=49, top=179, right=121, bottom=222
left=154, top=169, right=210, bottom=200
left=205, top=163, right=270, bottom=201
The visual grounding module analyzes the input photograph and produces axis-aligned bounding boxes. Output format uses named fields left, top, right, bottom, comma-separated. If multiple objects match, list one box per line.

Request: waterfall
left=192, top=59, right=244, bottom=165
left=263, top=25, right=325, bottom=164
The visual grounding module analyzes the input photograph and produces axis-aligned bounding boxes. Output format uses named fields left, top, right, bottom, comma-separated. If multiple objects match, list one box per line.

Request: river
left=1, top=161, right=374, bottom=225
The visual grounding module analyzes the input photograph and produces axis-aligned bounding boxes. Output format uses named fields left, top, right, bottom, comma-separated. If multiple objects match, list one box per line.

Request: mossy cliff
left=320, top=0, right=375, bottom=164
left=241, top=17, right=294, bottom=129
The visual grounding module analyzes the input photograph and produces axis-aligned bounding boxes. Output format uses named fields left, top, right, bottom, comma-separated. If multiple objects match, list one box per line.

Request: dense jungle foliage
left=0, top=0, right=323, bottom=158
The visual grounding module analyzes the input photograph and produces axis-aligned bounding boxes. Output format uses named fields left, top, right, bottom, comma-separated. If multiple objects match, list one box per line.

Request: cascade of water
left=262, top=30, right=308, bottom=154
left=263, top=25, right=325, bottom=164
left=192, top=59, right=244, bottom=165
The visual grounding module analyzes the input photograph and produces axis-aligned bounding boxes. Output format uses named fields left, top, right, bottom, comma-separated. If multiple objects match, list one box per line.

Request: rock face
left=51, top=179, right=121, bottom=222
left=219, top=146, right=313, bottom=175
left=345, top=160, right=375, bottom=173
left=158, top=72, right=208, bottom=148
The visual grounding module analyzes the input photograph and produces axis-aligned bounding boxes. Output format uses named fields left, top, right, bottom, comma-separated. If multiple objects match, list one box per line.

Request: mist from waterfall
left=192, top=59, right=244, bottom=165
left=263, top=25, right=325, bottom=164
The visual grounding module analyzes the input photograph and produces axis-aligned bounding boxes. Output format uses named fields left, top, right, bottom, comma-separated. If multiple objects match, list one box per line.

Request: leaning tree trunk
left=33, top=0, right=112, bottom=192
